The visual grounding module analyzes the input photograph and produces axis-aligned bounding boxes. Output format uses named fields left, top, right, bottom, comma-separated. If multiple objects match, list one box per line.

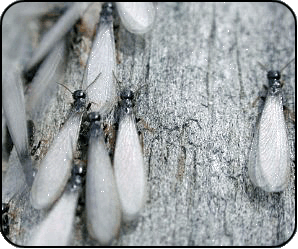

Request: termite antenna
left=280, top=58, right=295, bottom=73
left=112, top=70, right=123, bottom=96
left=85, top=72, right=102, bottom=92
left=134, top=83, right=147, bottom=98
left=257, top=61, right=268, bottom=72
left=57, top=82, right=73, bottom=94
left=112, top=70, right=123, bottom=86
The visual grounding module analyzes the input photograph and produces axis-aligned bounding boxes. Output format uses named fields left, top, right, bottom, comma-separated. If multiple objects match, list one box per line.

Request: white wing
left=2, top=107, right=7, bottom=157
left=28, top=190, right=79, bottom=246
left=86, top=130, right=121, bottom=244
left=115, top=2, right=156, bottom=34
left=113, top=114, right=146, bottom=222
left=248, top=93, right=289, bottom=192
left=26, top=40, right=65, bottom=121
left=2, top=148, right=26, bottom=203
left=26, top=2, right=92, bottom=71
left=2, top=68, right=33, bottom=186
left=2, top=69, right=28, bottom=159
left=30, top=112, right=82, bottom=209
left=2, top=4, right=32, bottom=66
left=83, top=20, right=117, bottom=115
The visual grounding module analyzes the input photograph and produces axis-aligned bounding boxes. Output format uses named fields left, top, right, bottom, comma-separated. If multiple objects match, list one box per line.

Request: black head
left=70, top=161, right=86, bottom=191
left=73, top=90, right=86, bottom=100
left=120, top=89, right=134, bottom=100
left=72, top=161, right=86, bottom=178
left=267, top=70, right=282, bottom=90
left=267, top=70, right=281, bottom=81
left=119, top=89, right=135, bottom=116
left=87, top=112, right=103, bottom=138
left=100, top=2, right=113, bottom=22
left=72, top=90, right=87, bottom=112
left=87, top=112, right=101, bottom=123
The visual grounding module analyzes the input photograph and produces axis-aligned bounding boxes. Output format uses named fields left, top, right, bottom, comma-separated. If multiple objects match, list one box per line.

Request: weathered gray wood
left=2, top=2, right=295, bottom=246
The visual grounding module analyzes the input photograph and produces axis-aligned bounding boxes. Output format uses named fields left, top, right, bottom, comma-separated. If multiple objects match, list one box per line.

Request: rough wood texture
left=2, top=2, right=295, bottom=246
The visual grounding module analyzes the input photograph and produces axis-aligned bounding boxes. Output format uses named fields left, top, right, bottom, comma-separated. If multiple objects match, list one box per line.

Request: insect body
left=115, top=2, right=156, bottom=34
left=25, top=2, right=92, bottom=72
left=26, top=40, right=66, bottom=121
left=30, top=90, right=87, bottom=209
left=248, top=69, right=290, bottom=192
left=2, top=68, right=34, bottom=187
left=85, top=112, right=121, bottom=245
left=83, top=3, right=117, bottom=115
left=113, top=90, right=146, bottom=222
left=27, top=163, right=84, bottom=246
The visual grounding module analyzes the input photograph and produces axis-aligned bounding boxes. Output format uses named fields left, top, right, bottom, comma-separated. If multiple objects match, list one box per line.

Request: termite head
left=120, top=89, right=134, bottom=101
left=267, top=70, right=282, bottom=90
left=73, top=90, right=87, bottom=112
left=70, top=161, right=86, bottom=192
left=87, top=112, right=102, bottom=138
left=267, top=70, right=281, bottom=81
left=73, top=90, right=87, bottom=100
left=87, top=112, right=101, bottom=123
left=100, top=2, right=114, bottom=22
left=120, top=89, right=135, bottom=114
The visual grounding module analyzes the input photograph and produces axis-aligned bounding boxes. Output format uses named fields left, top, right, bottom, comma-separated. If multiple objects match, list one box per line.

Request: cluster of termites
left=2, top=2, right=155, bottom=246
left=1, top=2, right=294, bottom=246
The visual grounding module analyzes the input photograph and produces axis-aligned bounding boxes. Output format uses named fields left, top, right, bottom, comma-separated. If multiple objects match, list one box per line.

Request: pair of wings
left=31, top=112, right=146, bottom=244
left=248, top=92, right=289, bottom=192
